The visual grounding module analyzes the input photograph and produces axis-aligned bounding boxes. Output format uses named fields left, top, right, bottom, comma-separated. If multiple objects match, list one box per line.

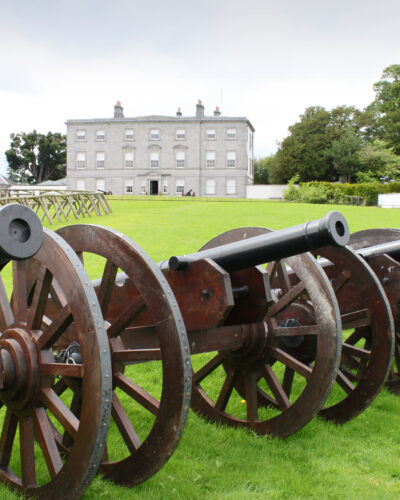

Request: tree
left=371, top=65, right=400, bottom=154
left=5, top=131, right=66, bottom=184
left=356, top=139, right=400, bottom=182
left=328, top=128, right=363, bottom=183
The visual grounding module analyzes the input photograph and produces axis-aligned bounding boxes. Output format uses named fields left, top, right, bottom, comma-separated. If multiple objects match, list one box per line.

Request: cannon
left=51, top=211, right=349, bottom=487
left=0, top=204, right=112, bottom=498
left=349, top=229, right=400, bottom=393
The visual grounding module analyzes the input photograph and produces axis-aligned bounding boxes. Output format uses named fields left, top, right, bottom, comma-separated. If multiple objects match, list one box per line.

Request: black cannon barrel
left=0, top=204, right=43, bottom=266
left=357, top=239, right=400, bottom=262
left=168, top=211, right=349, bottom=272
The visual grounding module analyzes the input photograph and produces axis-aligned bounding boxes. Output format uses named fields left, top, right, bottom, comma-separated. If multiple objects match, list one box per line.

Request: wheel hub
left=0, top=328, right=39, bottom=410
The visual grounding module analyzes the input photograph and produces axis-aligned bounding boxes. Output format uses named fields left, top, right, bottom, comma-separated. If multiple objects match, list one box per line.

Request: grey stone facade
left=66, top=101, right=254, bottom=197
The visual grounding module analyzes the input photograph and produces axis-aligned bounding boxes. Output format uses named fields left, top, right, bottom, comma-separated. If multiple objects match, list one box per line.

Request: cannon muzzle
left=0, top=204, right=43, bottom=265
left=168, top=211, right=349, bottom=272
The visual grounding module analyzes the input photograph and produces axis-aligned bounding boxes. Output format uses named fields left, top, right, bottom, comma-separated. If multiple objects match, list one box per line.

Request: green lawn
left=3, top=198, right=400, bottom=499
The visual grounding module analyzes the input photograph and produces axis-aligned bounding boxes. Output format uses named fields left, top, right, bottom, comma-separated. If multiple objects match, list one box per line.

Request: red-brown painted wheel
left=56, top=225, right=191, bottom=487
left=350, top=228, right=400, bottom=393
left=0, top=228, right=111, bottom=498
left=190, top=228, right=341, bottom=438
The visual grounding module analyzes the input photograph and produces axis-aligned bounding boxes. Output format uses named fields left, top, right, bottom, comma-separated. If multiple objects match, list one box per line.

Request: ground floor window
left=226, top=179, right=236, bottom=194
left=206, top=179, right=216, bottom=194
left=141, top=181, right=146, bottom=194
left=163, top=180, right=169, bottom=193
left=176, top=179, right=185, bottom=194
left=125, top=180, right=133, bottom=193
left=96, top=179, right=105, bottom=192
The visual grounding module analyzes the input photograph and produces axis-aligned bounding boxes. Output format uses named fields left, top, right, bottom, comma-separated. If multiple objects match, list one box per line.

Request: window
left=96, top=179, right=105, bottom=192
left=226, top=151, right=236, bottom=168
left=227, top=129, right=236, bottom=140
left=248, top=158, right=253, bottom=175
left=206, top=151, right=216, bottom=168
left=150, top=152, right=159, bottom=168
left=125, top=180, right=133, bottom=194
left=226, top=179, right=236, bottom=194
left=76, top=152, right=86, bottom=169
left=206, top=179, right=216, bottom=195
left=76, top=130, right=86, bottom=141
left=96, top=130, right=105, bottom=140
left=125, top=129, right=134, bottom=140
left=150, top=129, right=160, bottom=140
left=141, top=181, right=146, bottom=194
left=176, top=151, right=185, bottom=168
left=76, top=180, right=86, bottom=191
left=206, top=129, right=216, bottom=140
left=96, top=152, right=105, bottom=169
left=176, top=129, right=185, bottom=140
left=176, top=179, right=185, bottom=194
left=163, top=180, right=169, bottom=193
left=125, top=152, right=134, bottom=168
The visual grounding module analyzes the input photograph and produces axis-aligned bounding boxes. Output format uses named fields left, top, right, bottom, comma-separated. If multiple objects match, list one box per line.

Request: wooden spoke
left=52, top=378, right=68, bottom=396
left=97, top=260, right=119, bottom=316
left=28, top=265, right=53, bottom=330
left=35, top=305, right=73, bottom=351
left=277, top=261, right=292, bottom=294
left=344, top=329, right=364, bottom=346
left=115, top=373, right=159, bottom=416
left=340, top=366, right=361, bottom=383
left=0, top=276, right=13, bottom=328
left=76, top=251, right=84, bottom=265
left=282, top=367, right=295, bottom=398
left=341, top=309, right=370, bottom=330
left=342, top=342, right=371, bottom=360
left=112, top=349, right=161, bottom=362
left=256, top=386, right=280, bottom=408
left=193, top=353, right=224, bottom=384
left=331, top=270, right=351, bottom=294
left=19, top=415, right=36, bottom=487
left=267, top=281, right=306, bottom=317
left=39, top=388, right=79, bottom=439
left=270, top=323, right=319, bottom=337
left=0, top=410, right=18, bottom=467
left=111, top=393, right=141, bottom=453
left=50, top=280, right=68, bottom=309
left=261, top=364, right=290, bottom=410
left=336, top=370, right=355, bottom=395
left=267, top=346, right=313, bottom=379
left=215, top=369, right=237, bottom=412
left=244, top=370, right=259, bottom=422
left=12, top=260, right=28, bottom=324
left=107, top=296, right=146, bottom=339
left=40, top=363, right=83, bottom=378
left=33, top=407, right=63, bottom=478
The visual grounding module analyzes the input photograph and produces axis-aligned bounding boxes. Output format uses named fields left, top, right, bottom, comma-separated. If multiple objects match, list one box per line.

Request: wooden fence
left=0, top=191, right=112, bottom=226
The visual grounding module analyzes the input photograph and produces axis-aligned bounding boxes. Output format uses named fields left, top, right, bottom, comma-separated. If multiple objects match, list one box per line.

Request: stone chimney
left=214, top=106, right=221, bottom=116
left=114, top=101, right=124, bottom=119
left=196, top=100, right=204, bottom=118
left=176, top=107, right=182, bottom=117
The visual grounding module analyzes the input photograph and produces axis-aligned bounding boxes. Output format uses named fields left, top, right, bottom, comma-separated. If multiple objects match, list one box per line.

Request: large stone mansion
left=66, top=101, right=254, bottom=197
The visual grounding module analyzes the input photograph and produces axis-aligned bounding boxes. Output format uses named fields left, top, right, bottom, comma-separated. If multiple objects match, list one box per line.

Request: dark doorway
left=150, top=180, right=159, bottom=195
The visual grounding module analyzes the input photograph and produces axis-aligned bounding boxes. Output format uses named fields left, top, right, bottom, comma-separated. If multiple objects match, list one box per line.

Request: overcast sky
left=0, top=0, right=399, bottom=176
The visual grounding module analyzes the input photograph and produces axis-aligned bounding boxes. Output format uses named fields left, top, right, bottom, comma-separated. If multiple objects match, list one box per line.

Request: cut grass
left=3, top=198, right=400, bottom=499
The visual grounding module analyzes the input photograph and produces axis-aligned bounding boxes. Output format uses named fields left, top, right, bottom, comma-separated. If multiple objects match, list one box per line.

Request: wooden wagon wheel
left=190, top=227, right=341, bottom=438
left=350, top=228, right=400, bottom=393
left=55, top=225, right=191, bottom=487
left=311, top=245, right=393, bottom=422
left=0, top=228, right=112, bottom=498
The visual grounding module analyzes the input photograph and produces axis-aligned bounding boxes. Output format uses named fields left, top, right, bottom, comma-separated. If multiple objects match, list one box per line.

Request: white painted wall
left=246, top=184, right=288, bottom=199
left=378, top=193, right=400, bottom=208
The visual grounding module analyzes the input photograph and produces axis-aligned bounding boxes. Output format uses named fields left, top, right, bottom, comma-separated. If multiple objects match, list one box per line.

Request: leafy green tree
left=328, top=128, right=363, bottom=183
left=254, top=156, right=280, bottom=184
left=5, top=131, right=66, bottom=184
left=356, top=139, right=400, bottom=182
left=371, top=65, right=400, bottom=154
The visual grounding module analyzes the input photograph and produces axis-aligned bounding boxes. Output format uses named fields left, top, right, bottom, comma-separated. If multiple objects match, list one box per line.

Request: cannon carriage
left=0, top=204, right=400, bottom=498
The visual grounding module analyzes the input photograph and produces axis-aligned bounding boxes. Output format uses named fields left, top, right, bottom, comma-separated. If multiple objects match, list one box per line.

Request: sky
left=0, top=0, right=399, bottom=176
